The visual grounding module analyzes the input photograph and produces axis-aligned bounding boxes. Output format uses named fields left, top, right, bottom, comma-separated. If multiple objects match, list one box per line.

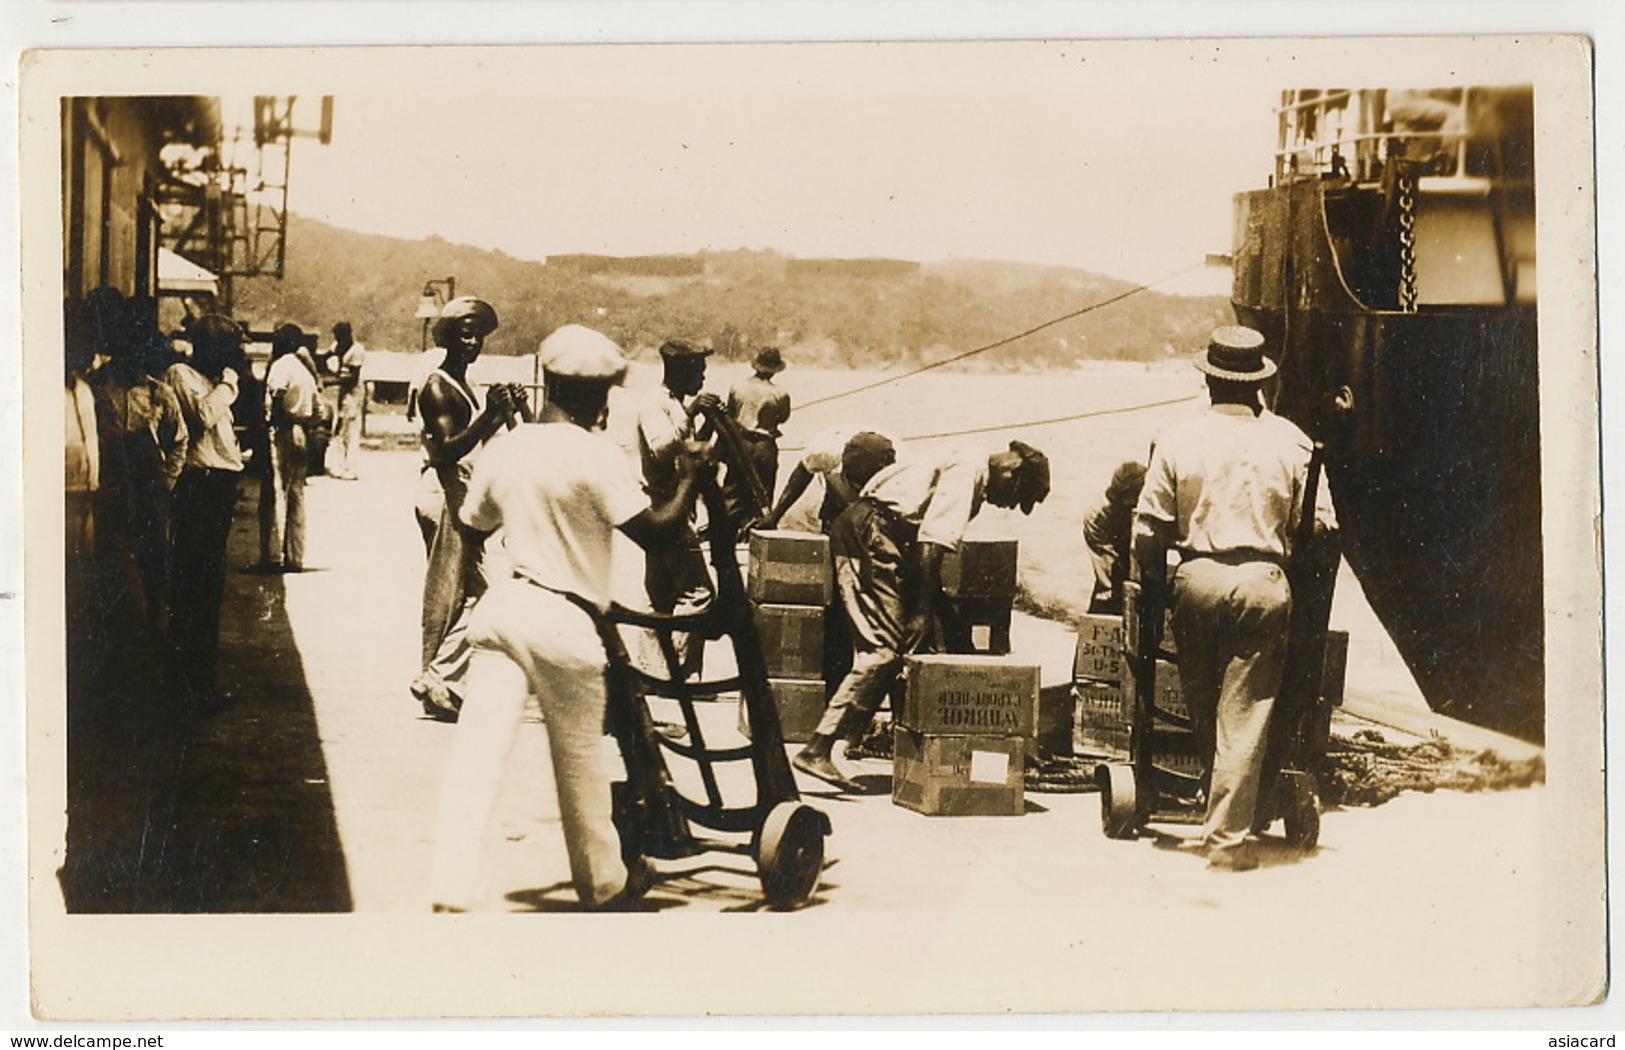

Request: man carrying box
left=791, top=440, right=1051, bottom=791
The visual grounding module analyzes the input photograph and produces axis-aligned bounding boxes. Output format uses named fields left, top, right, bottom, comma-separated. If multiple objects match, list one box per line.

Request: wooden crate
left=940, top=539, right=1018, bottom=599
left=892, top=727, right=1025, bottom=817
left=747, top=529, right=833, bottom=606
left=1072, top=614, right=1126, bottom=684
left=751, top=601, right=825, bottom=680
left=738, top=678, right=828, bottom=744
left=900, top=655, right=1039, bottom=738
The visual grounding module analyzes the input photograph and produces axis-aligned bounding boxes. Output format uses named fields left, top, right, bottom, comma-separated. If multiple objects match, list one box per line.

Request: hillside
left=231, top=214, right=1232, bottom=369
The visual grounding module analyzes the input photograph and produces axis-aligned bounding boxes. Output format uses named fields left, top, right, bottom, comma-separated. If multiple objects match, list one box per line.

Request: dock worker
left=1131, top=325, right=1337, bottom=872
left=635, top=339, right=720, bottom=677
left=428, top=324, right=707, bottom=912
left=791, top=440, right=1051, bottom=791
left=327, top=321, right=366, bottom=480
left=411, top=296, right=530, bottom=721
left=1082, top=458, right=1147, bottom=615
left=721, top=346, right=792, bottom=528
left=758, top=425, right=900, bottom=697
left=260, top=324, right=320, bottom=573
left=163, top=313, right=247, bottom=711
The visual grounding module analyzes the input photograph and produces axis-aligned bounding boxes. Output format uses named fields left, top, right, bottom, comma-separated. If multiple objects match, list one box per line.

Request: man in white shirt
left=634, top=339, right=719, bottom=677
left=262, top=324, right=320, bottom=572
left=428, top=325, right=705, bottom=912
left=791, top=438, right=1051, bottom=791
left=163, top=314, right=247, bottom=709
left=328, top=321, right=367, bottom=480
left=1132, top=326, right=1338, bottom=872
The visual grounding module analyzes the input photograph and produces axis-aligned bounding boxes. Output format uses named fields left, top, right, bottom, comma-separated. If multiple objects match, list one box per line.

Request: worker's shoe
left=411, top=675, right=462, bottom=723
left=792, top=749, right=862, bottom=793
left=591, top=857, right=655, bottom=912
left=1204, top=845, right=1259, bottom=873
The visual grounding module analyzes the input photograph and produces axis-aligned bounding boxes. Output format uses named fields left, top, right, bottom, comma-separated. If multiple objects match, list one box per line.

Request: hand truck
left=589, top=401, right=830, bottom=909
left=1097, top=445, right=1338, bottom=849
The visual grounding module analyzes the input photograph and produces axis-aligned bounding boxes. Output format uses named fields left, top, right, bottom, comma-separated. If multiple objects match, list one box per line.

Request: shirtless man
left=411, top=296, right=532, bottom=721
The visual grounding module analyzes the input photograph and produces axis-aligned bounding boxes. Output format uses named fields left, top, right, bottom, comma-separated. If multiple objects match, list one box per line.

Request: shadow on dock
left=61, top=478, right=353, bottom=913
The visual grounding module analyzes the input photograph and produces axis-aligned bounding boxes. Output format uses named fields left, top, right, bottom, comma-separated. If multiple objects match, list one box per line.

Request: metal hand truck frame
left=591, top=401, right=831, bottom=909
left=1097, top=445, right=1339, bottom=849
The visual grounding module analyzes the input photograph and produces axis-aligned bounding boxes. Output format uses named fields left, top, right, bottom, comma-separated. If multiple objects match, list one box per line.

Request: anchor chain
left=1397, top=168, right=1418, bottom=312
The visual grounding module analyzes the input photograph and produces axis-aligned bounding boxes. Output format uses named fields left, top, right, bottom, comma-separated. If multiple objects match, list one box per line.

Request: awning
left=158, top=247, right=219, bottom=296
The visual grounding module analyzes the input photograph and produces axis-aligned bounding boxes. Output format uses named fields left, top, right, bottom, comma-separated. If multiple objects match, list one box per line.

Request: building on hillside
left=785, top=257, right=921, bottom=280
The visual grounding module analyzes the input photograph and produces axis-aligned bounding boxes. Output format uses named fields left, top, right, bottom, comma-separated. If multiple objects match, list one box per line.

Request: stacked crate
left=1071, top=613, right=1133, bottom=760
left=743, top=530, right=835, bottom=743
left=940, top=539, right=1018, bottom=654
left=1072, top=607, right=1351, bottom=777
left=893, top=654, right=1039, bottom=816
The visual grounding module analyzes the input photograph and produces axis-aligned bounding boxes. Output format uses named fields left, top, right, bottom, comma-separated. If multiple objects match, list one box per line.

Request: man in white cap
left=1131, top=325, right=1337, bottom=872
left=428, top=324, right=707, bottom=912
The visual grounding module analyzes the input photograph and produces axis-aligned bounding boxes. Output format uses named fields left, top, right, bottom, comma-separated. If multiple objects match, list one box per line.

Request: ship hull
left=1234, top=182, right=1543, bottom=742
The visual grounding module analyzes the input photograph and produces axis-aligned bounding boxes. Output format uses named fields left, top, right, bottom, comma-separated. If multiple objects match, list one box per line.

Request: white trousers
left=428, top=579, right=628, bottom=909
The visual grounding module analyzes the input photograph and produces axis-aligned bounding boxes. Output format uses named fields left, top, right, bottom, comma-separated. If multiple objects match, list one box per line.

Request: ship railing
left=1275, top=129, right=1475, bottom=186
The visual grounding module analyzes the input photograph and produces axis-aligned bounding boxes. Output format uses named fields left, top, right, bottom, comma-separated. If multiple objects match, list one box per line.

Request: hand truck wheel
left=1281, top=771, right=1321, bottom=850
left=755, top=802, right=830, bottom=910
left=1096, top=763, right=1140, bottom=840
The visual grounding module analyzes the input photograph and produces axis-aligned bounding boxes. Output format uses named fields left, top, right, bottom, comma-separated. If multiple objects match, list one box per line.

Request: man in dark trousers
left=635, top=339, right=719, bottom=677
left=412, top=296, right=530, bottom=720
left=163, top=314, right=247, bottom=710
left=759, top=424, right=899, bottom=698
left=722, top=346, right=791, bottom=527
left=1131, top=326, right=1337, bottom=872
left=791, top=439, right=1051, bottom=791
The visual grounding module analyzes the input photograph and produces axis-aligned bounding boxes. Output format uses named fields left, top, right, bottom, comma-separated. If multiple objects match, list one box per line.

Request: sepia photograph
left=12, top=31, right=1606, bottom=1022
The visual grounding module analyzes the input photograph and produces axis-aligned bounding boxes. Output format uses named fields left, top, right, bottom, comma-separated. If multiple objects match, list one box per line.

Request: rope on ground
left=795, top=260, right=1209, bottom=412
left=844, top=720, right=1546, bottom=801
left=1319, top=728, right=1546, bottom=808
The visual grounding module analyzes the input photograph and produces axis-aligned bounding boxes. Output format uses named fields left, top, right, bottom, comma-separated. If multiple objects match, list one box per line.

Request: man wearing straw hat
left=1131, top=325, right=1337, bottom=872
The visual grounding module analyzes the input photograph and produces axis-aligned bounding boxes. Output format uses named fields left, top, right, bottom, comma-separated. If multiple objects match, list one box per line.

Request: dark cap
left=840, top=431, right=896, bottom=490
left=659, top=340, right=712, bottom=362
left=1008, top=439, right=1051, bottom=515
left=432, top=297, right=500, bottom=348
left=1194, top=325, right=1276, bottom=382
left=752, top=346, right=786, bottom=375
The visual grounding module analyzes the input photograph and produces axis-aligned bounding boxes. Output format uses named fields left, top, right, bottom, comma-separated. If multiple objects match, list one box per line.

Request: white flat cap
left=538, top=324, right=629, bottom=382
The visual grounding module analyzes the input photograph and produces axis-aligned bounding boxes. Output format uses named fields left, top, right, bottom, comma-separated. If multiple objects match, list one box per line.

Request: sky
left=214, top=41, right=1289, bottom=296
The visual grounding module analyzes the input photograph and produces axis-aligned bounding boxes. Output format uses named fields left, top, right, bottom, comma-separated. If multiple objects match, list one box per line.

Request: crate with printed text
left=900, top=654, right=1039, bottom=738
left=746, top=530, right=834, bottom=606
left=1072, top=613, right=1127, bottom=684
left=892, top=727, right=1026, bottom=816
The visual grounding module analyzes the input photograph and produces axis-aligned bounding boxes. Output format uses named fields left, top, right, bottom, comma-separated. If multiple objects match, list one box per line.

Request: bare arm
left=763, top=462, right=815, bottom=529
left=420, top=376, right=509, bottom=468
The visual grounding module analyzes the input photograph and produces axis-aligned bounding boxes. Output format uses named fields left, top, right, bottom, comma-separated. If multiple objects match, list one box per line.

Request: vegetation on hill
left=232, top=214, right=1232, bottom=369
